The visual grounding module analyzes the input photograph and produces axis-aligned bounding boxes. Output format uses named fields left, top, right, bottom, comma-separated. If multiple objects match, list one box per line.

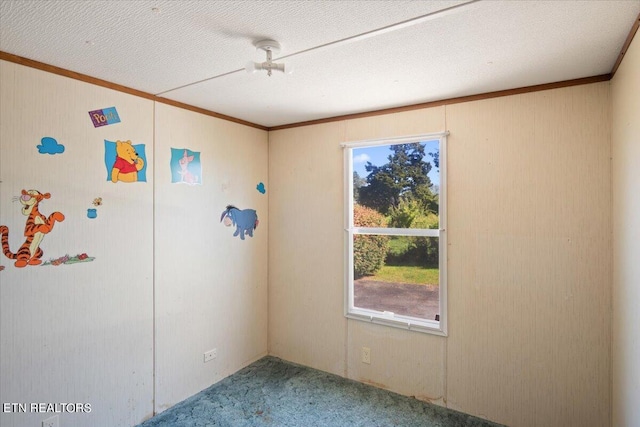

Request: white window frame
left=342, top=132, right=448, bottom=336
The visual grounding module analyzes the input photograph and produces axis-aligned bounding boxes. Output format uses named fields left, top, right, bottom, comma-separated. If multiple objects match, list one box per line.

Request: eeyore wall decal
left=220, top=205, right=259, bottom=240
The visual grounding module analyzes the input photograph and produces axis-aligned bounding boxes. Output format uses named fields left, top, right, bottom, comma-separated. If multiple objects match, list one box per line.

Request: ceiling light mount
left=255, top=39, right=281, bottom=55
left=245, top=39, right=289, bottom=77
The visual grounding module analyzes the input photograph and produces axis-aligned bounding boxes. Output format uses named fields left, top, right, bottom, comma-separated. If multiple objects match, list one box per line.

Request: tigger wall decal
left=0, top=190, right=65, bottom=268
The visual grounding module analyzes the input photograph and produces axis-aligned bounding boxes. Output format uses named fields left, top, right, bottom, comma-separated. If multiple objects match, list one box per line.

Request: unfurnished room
left=0, top=1, right=639, bottom=426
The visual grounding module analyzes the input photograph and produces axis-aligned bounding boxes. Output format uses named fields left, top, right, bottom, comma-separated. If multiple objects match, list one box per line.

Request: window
left=343, top=132, right=447, bottom=335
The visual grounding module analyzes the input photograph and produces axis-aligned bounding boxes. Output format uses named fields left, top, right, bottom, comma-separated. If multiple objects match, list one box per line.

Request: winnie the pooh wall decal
left=0, top=190, right=65, bottom=268
left=220, top=205, right=259, bottom=240
left=104, top=140, right=147, bottom=183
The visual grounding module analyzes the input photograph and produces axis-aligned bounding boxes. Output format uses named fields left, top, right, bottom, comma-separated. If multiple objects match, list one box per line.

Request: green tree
left=388, top=198, right=425, bottom=228
left=358, top=143, right=437, bottom=215
left=429, top=150, right=439, bottom=170
left=353, top=171, right=366, bottom=203
left=386, top=199, right=440, bottom=266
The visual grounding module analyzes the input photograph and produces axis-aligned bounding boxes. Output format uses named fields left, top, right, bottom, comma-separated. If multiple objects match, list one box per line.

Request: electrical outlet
left=361, top=346, right=371, bottom=364
left=42, top=415, right=59, bottom=427
left=204, top=348, right=217, bottom=362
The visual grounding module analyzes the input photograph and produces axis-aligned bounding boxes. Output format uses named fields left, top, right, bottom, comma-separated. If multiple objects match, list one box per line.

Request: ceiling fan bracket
left=255, top=40, right=281, bottom=54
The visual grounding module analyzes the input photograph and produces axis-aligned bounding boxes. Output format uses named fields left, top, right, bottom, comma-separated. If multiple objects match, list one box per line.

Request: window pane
left=352, top=141, right=439, bottom=228
left=353, top=235, right=439, bottom=321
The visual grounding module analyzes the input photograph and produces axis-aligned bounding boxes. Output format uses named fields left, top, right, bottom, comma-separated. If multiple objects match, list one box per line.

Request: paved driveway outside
left=354, top=278, right=440, bottom=321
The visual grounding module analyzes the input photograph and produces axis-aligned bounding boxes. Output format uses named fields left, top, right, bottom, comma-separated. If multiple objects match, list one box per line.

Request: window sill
left=346, top=309, right=447, bottom=336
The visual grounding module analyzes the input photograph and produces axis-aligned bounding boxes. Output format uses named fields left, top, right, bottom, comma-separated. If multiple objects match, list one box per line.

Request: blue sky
left=352, top=140, right=440, bottom=186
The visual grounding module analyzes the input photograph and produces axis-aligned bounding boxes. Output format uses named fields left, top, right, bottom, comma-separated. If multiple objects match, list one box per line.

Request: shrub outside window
left=343, top=132, right=447, bottom=335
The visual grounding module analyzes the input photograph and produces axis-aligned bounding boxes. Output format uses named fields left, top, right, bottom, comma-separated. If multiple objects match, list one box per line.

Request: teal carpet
left=138, top=356, right=503, bottom=427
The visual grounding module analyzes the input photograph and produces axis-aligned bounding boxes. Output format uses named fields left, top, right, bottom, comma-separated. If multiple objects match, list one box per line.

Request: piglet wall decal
left=220, top=205, right=258, bottom=240
left=179, top=149, right=198, bottom=184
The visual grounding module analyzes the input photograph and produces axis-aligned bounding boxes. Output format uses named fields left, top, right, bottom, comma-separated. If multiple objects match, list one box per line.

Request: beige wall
left=0, top=60, right=155, bottom=427
left=611, top=34, right=640, bottom=427
left=0, top=60, right=269, bottom=427
left=269, top=83, right=612, bottom=427
left=154, top=103, right=268, bottom=412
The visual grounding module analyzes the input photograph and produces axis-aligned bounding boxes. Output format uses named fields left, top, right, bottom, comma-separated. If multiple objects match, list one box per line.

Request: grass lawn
left=369, top=265, right=439, bottom=286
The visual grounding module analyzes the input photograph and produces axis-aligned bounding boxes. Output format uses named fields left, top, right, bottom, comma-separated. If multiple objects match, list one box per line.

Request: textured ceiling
left=1, top=0, right=639, bottom=127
